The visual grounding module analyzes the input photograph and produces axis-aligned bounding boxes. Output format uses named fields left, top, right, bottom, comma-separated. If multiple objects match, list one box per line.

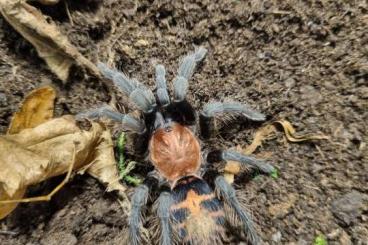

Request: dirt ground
left=0, top=0, right=367, bottom=244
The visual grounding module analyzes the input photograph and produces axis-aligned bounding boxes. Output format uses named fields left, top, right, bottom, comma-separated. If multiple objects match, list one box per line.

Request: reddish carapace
left=149, top=122, right=201, bottom=182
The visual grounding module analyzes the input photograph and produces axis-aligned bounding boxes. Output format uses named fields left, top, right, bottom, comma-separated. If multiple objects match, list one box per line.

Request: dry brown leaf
left=0, top=188, right=26, bottom=220
left=80, top=129, right=127, bottom=195
left=275, top=120, right=330, bottom=142
left=242, top=124, right=276, bottom=155
left=0, top=117, right=127, bottom=219
left=1, top=86, right=57, bottom=218
left=7, top=86, right=56, bottom=134
left=224, top=119, right=329, bottom=183
left=1, top=87, right=126, bottom=219
left=0, top=0, right=100, bottom=81
left=243, top=119, right=329, bottom=155
left=0, top=116, right=93, bottom=219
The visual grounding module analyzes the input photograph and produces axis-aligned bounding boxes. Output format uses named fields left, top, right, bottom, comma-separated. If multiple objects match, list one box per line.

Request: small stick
left=0, top=230, right=18, bottom=235
left=64, top=1, right=74, bottom=26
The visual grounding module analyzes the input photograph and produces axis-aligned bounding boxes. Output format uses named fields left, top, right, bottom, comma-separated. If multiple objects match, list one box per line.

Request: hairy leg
left=215, top=176, right=260, bottom=245
left=76, top=105, right=146, bottom=133
left=129, top=176, right=158, bottom=245
left=155, top=64, right=170, bottom=107
left=157, top=188, right=174, bottom=245
left=206, top=150, right=275, bottom=175
left=200, top=102, right=266, bottom=139
left=98, top=63, right=156, bottom=113
left=173, top=47, right=207, bottom=102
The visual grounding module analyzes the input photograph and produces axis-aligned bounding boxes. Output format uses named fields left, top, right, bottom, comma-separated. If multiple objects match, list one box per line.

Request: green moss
left=314, top=235, right=328, bottom=245
left=116, top=132, right=142, bottom=186
left=270, top=169, right=279, bottom=179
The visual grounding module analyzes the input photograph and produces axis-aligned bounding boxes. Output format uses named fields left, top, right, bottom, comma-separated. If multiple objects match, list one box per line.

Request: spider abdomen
left=171, top=176, right=225, bottom=243
left=149, top=123, right=201, bottom=182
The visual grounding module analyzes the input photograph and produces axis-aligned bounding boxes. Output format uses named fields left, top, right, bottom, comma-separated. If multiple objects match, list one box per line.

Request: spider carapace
left=150, top=122, right=201, bottom=182
left=80, top=47, right=276, bottom=245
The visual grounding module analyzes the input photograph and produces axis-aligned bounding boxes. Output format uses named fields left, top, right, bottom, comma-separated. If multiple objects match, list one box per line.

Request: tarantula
left=80, top=47, right=275, bottom=245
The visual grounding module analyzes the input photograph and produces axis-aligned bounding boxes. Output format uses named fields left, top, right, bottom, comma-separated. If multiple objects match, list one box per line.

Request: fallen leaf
left=7, top=86, right=56, bottom=134
left=0, top=116, right=95, bottom=219
left=81, top=129, right=127, bottom=194
left=0, top=87, right=127, bottom=219
left=224, top=119, right=329, bottom=183
left=0, top=0, right=100, bottom=81
left=0, top=187, right=26, bottom=220
left=0, top=86, right=57, bottom=218
left=242, top=124, right=276, bottom=155
left=275, top=120, right=329, bottom=142
left=244, top=119, right=329, bottom=155
left=0, top=117, right=127, bottom=219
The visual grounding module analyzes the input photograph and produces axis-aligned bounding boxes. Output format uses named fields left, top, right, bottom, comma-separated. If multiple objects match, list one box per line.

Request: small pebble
left=0, top=92, right=7, bottom=106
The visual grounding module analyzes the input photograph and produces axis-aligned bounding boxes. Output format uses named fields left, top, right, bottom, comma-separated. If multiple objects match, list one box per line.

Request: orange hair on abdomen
left=170, top=176, right=225, bottom=244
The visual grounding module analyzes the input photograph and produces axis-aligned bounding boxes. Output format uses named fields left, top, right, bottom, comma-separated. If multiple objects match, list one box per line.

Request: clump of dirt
left=0, top=0, right=367, bottom=244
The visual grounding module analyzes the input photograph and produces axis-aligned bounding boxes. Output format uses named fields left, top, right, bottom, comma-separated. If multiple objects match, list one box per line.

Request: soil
left=0, top=0, right=367, bottom=244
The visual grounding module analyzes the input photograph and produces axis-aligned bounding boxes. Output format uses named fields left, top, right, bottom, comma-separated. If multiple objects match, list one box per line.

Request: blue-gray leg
left=76, top=105, right=146, bottom=133
left=173, top=47, right=207, bottom=102
left=98, top=63, right=156, bottom=113
left=200, top=101, right=266, bottom=139
left=215, top=176, right=261, bottom=245
left=129, top=184, right=149, bottom=245
left=155, top=64, right=170, bottom=106
left=206, top=150, right=275, bottom=175
left=129, top=177, right=158, bottom=245
left=222, top=150, right=275, bottom=174
left=157, top=191, right=174, bottom=245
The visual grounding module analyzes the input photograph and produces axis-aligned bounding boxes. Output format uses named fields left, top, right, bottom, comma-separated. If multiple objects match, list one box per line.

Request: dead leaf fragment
left=243, top=119, right=329, bottom=156
left=81, top=129, right=127, bottom=195
left=0, top=0, right=100, bottom=81
left=1, top=86, right=57, bottom=218
left=1, top=87, right=126, bottom=219
left=0, top=188, right=26, bottom=220
left=7, top=86, right=56, bottom=134
left=0, top=117, right=126, bottom=219
left=224, top=119, right=329, bottom=183
left=275, top=120, right=329, bottom=142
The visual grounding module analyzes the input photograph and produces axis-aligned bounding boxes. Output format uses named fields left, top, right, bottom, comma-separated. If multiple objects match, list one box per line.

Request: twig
left=0, top=230, right=18, bottom=236
left=64, top=0, right=74, bottom=26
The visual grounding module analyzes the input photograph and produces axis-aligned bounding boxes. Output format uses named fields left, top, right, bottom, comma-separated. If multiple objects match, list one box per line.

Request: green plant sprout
left=252, top=168, right=279, bottom=180
left=117, top=132, right=142, bottom=186
left=314, top=235, right=328, bottom=245
left=270, top=169, right=279, bottom=179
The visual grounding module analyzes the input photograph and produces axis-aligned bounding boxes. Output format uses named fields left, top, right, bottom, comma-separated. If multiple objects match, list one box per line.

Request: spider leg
left=98, top=63, right=156, bottom=113
left=161, top=47, right=206, bottom=125
left=207, top=150, right=275, bottom=175
left=129, top=176, right=158, bottom=245
left=215, top=175, right=261, bottom=245
left=200, top=102, right=266, bottom=139
left=0, top=145, right=76, bottom=204
left=173, top=47, right=207, bottom=102
left=157, top=188, right=174, bottom=245
left=155, top=64, right=170, bottom=107
left=76, top=105, right=146, bottom=133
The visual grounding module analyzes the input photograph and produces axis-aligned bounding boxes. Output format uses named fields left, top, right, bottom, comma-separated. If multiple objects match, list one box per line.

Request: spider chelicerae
left=79, top=47, right=275, bottom=245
